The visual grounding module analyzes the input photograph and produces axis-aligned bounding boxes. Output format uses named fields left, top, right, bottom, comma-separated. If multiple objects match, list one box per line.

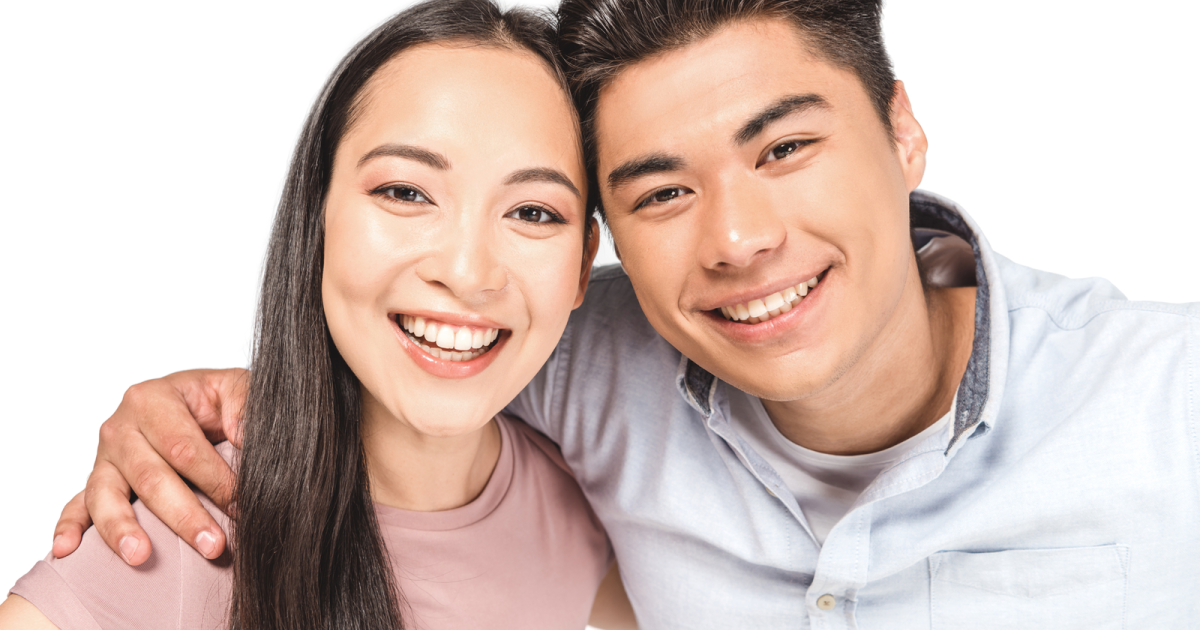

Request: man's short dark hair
left=556, top=0, right=896, bottom=212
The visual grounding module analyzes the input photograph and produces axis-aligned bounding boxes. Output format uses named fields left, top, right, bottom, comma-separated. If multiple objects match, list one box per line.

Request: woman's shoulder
left=10, top=447, right=235, bottom=630
left=495, top=413, right=609, bottom=551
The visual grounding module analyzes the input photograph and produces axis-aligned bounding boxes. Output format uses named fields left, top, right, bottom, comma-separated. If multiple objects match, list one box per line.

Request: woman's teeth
left=719, top=275, right=820, bottom=325
left=398, top=315, right=501, bottom=362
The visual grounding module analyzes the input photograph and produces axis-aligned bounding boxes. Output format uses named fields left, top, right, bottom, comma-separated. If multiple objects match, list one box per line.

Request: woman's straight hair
left=231, top=2, right=569, bottom=628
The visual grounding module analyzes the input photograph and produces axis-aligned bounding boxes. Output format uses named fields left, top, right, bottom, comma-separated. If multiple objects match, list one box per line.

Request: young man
left=41, top=0, right=1200, bottom=627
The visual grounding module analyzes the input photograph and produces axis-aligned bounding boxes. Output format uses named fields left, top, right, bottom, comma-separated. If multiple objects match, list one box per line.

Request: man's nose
left=415, top=212, right=508, bottom=298
left=696, top=176, right=787, bottom=270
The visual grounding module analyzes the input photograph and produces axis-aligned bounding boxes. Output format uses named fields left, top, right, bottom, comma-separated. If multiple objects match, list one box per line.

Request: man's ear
left=890, top=81, right=928, bottom=192
left=574, top=217, right=602, bottom=309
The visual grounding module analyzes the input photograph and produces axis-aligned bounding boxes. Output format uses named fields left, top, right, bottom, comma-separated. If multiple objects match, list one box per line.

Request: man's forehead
left=591, top=18, right=857, bottom=162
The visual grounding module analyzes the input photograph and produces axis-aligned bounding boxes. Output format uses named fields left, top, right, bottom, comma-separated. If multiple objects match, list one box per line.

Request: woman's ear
left=574, top=217, right=601, bottom=309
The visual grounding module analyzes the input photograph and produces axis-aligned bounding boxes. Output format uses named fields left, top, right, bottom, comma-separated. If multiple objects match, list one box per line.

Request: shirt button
left=816, top=594, right=836, bottom=611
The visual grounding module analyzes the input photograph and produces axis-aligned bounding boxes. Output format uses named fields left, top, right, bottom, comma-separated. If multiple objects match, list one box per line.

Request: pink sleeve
left=10, top=446, right=235, bottom=630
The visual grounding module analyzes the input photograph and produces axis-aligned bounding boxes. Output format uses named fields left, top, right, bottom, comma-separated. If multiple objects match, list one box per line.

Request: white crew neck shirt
left=728, top=392, right=952, bottom=544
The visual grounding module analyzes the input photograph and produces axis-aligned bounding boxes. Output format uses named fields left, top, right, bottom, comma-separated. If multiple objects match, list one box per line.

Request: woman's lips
left=392, top=314, right=509, bottom=379
left=396, top=314, right=501, bottom=361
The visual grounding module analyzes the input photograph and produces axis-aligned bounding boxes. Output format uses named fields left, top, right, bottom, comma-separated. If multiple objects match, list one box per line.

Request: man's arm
left=53, top=368, right=248, bottom=564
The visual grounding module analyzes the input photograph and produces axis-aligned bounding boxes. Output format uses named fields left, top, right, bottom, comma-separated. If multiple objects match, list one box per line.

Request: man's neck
left=761, top=273, right=977, bottom=456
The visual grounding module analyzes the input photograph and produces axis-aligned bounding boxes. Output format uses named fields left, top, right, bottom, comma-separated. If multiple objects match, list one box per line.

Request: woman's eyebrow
left=734, top=94, right=830, bottom=145
left=503, top=167, right=581, bottom=198
left=357, top=143, right=450, bottom=170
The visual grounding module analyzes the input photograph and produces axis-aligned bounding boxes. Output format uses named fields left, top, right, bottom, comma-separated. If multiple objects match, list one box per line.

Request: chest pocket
left=929, top=545, right=1129, bottom=630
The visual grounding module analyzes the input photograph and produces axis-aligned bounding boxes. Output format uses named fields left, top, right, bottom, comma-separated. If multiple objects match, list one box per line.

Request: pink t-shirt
left=11, top=415, right=611, bottom=630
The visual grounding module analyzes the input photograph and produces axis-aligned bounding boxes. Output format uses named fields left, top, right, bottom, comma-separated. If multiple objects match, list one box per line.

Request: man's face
left=595, top=18, right=927, bottom=402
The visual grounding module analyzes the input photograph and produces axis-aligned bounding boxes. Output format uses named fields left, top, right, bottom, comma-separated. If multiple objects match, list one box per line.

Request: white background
left=2, top=0, right=1197, bottom=601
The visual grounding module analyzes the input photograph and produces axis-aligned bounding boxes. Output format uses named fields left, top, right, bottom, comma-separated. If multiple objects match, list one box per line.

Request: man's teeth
left=399, top=315, right=501, bottom=362
left=719, top=275, right=820, bottom=324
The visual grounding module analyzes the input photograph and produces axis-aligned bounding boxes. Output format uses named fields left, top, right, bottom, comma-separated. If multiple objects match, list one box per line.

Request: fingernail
left=53, top=534, right=63, bottom=547
left=195, top=531, right=218, bottom=558
left=119, top=536, right=140, bottom=563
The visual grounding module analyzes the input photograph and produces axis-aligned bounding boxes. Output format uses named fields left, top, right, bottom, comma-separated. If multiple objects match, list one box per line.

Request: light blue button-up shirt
left=506, top=191, right=1200, bottom=629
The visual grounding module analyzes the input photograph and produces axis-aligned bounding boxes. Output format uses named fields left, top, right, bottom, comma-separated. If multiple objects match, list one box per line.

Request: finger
left=139, top=400, right=237, bottom=514
left=113, top=377, right=238, bottom=514
left=166, top=368, right=249, bottom=445
left=106, top=428, right=228, bottom=560
left=215, top=369, right=249, bottom=449
left=84, top=461, right=152, bottom=565
left=51, top=492, right=92, bottom=558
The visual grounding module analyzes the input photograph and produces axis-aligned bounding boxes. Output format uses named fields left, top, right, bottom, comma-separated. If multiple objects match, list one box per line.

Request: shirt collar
left=674, top=190, right=1006, bottom=454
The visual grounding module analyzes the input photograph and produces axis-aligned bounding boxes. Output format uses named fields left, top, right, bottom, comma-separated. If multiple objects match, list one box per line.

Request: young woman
left=0, top=1, right=633, bottom=628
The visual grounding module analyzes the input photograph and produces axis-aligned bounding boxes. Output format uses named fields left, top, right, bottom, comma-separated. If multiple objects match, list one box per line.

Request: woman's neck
left=359, top=391, right=502, bottom=512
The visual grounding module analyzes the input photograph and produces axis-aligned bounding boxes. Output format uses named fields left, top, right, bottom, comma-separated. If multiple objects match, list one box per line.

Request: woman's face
left=322, top=43, right=593, bottom=437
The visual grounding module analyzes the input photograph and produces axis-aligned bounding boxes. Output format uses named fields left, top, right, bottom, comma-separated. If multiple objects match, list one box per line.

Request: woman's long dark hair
left=231, top=2, right=570, bottom=628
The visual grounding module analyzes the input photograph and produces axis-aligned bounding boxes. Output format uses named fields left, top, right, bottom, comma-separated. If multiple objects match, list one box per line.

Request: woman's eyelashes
left=367, top=185, right=565, bottom=226
left=633, top=186, right=691, bottom=212
left=505, top=204, right=566, bottom=225
left=371, top=183, right=432, bottom=204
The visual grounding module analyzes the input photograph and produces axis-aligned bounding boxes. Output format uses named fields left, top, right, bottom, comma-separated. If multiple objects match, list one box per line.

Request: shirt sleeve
left=10, top=450, right=235, bottom=630
left=505, top=356, right=561, bottom=443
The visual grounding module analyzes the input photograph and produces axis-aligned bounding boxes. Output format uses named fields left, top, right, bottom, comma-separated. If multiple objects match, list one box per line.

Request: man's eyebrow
left=357, top=143, right=450, bottom=170
left=503, top=167, right=581, bottom=198
left=606, top=153, right=686, bottom=192
left=734, top=94, right=830, bottom=145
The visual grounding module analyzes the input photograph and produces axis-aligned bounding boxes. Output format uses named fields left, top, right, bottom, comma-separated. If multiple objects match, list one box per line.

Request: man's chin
left=698, top=355, right=844, bottom=403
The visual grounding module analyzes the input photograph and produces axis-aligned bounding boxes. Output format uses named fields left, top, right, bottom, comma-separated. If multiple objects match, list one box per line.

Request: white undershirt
left=728, top=391, right=952, bottom=544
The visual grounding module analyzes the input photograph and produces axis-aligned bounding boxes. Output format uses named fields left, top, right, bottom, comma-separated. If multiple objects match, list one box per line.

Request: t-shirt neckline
left=372, top=415, right=514, bottom=532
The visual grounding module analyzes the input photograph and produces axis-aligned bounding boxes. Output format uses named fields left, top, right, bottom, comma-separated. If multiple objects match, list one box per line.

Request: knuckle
left=130, top=464, right=168, bottom=497
left=173, top=512, right=204, bottom=537
left=98, top=417, right=120, bottom=444
left=167, top=438, right=199, bottom=470
left=121, top=381, right=152, bottom=411
left=83, top=473, right=109, bottom=506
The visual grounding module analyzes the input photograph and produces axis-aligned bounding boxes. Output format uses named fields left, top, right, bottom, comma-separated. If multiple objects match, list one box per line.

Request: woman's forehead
left=343, top=44, right=582, bottom=165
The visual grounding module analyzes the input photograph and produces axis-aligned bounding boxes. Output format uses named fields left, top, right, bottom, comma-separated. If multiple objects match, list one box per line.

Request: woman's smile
left=391, top=311, right=512, bottom=379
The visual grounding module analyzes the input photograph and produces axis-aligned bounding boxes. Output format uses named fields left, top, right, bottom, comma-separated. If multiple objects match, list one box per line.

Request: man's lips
left=710, top=269, right=828, bottom=326
left=698, top=268, right=830, bottom=344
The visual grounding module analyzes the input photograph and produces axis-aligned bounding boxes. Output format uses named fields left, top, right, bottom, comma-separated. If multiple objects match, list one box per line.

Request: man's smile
left=716, top=271, right=825, bottom=325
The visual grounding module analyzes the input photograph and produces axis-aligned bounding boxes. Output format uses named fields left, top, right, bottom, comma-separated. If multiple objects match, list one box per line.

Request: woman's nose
left=415, top=215, right=508, bottom=298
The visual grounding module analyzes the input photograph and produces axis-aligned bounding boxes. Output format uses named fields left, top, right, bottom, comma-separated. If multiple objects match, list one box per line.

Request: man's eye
left=635, top=187, right=688, bottom=210
left=763, top=141, right=803, bottom=163
left=377, top=185, right=430, bottom=203
left=507, top=205, right=562, bottom=224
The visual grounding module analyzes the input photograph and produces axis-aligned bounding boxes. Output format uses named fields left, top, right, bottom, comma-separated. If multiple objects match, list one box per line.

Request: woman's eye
left=378, top=185, right=429, bottom=203
left=507, top=205, right=561, bottom=224
left=763, top=141, right=803, bottom=163
left=635, top=187, right=689, bottom=210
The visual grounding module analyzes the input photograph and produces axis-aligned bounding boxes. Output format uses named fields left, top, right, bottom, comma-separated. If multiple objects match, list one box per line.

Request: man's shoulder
left=581, top=264, right=640, bottom=311
left=568, top=264, right=666, bottom=347
left=995, top=253, right=1197, bottom=331
left=992, top=254, right=1197, bottom=416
